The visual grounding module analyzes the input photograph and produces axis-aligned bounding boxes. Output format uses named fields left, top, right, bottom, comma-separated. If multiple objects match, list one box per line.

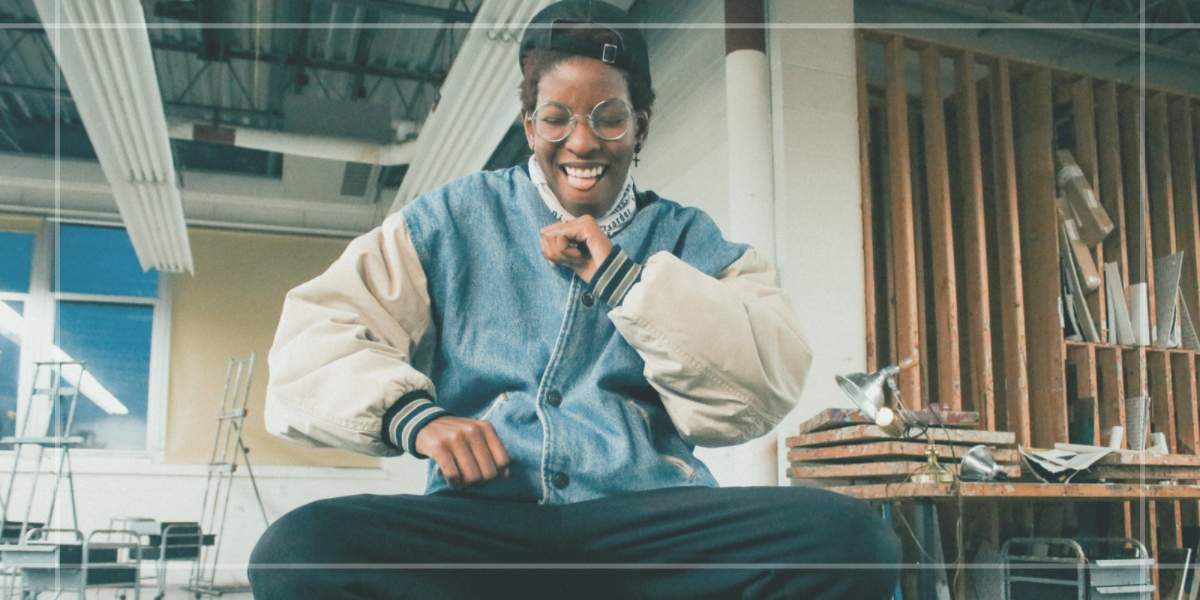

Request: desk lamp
left=835, top=357, right=955, bottom=484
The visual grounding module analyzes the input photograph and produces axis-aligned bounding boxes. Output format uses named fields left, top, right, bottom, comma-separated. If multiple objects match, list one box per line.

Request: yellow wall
left=165, top=227, right=377, bottom=467
left=0, top=214, right=43, bottom=233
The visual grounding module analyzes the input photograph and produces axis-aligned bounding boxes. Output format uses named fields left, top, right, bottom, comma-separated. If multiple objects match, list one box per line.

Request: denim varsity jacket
left=265, top=165, right=814, bottom=504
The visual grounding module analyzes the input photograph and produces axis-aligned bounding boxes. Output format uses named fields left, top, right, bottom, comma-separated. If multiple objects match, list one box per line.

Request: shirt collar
left=527, top=156, right=637, bottom=237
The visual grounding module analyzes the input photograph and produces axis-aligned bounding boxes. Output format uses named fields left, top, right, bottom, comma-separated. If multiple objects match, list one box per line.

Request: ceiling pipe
left=168, top=122, right=418, bottom=166
left=32, top=0, right=193, bottom=274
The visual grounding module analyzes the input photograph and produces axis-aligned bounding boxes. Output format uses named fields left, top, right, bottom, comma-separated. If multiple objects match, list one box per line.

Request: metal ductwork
left=33, top=0, right=193, bottom=273
left=388, top=0, right=552, bottom=212
left=167, top=123, right=418, bottom=166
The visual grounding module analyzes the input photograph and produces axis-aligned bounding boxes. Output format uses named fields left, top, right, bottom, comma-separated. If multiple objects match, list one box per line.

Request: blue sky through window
left=0, top=231, right=34, bottom=293
left=57, top=224, right=157, bottom=297
left=55, top=301, right=152, bottom=450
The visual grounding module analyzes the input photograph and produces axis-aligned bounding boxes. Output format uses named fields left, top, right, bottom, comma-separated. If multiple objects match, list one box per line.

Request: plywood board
left=1096, top=346, right=1127, bottom=449
left=1096, top=82, right=1130, bottom=290
left=1147, top=350, right=1178, bottom=453
left=885, top=36, right=922, bottom=406
left=786, top=441, right=1019, bottom=464
left=1071, top=78, right=1107, bottom=339
left=1147, top=93, right=1177, bottom=258
left=786, top=424, right=1016, bottom=448
left=920, top=46, right=963, bottom=411
left=991, top=59, right=1032, bottom=446
left=1073, top=465, right=1200, bottom=482
left=1014, top=68, right=1068, bottom=448
left=787, top=461, right=1021, bottom=481
left=1171, top=353, right=1199, bottom=455
left=831, top=481, right=1200, bottom=501
left=955, top=51, right=996, bottom=430
left=857, top=35, right=877, bottom=373
left=1168, top=98, right=1200, bottom=357
left=794, top=407, right=982, bottom=436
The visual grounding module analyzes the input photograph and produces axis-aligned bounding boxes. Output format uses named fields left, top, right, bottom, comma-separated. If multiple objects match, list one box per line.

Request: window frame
left=0, top=218, right=173, bottom=460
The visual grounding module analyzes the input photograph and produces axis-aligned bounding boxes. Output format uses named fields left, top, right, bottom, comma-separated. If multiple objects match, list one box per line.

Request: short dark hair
left=519, top=27, right=655, bottom=116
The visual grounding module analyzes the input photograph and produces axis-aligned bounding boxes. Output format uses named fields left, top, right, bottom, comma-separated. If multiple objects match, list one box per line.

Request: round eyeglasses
left=528, top=99, right=634, bottom=143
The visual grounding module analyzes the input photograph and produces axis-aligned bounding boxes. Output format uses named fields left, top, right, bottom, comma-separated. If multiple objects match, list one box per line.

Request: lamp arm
left=885, top=376, right=916, bottom=421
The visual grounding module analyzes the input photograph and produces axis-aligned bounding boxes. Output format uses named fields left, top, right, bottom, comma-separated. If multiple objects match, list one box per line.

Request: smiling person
left=248, top=1, right=899, bottom=599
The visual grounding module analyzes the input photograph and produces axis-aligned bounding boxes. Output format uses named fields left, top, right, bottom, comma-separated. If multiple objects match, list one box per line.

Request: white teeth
left=564, top=166, right=604, bottom=178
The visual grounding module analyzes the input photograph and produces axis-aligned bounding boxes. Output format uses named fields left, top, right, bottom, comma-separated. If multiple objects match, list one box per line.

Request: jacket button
left=581, top=292, right=595, bottom=307
left=552, top=472, right=570, bottom=489
left=547, top=390, right=562, bottom=407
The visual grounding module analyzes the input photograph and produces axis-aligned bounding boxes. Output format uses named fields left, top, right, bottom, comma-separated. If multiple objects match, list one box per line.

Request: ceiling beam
left=306, top=0, right=476, bottom=23
left=0, top=12, right=450, bottom=85
left=149, top=39, right=450, bottom=84
left=0, top=81, right=284, bottom=125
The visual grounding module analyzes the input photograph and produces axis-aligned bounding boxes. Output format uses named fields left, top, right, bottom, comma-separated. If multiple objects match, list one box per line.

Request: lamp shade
left=959, top=445, right=1008, bottom=481
left=835, top=371, right=889, bottom=421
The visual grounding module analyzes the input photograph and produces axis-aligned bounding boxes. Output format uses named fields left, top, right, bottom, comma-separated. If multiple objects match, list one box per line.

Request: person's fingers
left=426, top=447, right=461, bottom=488
left=540, top=229, right=569, bottom=262
left=464, top=426, right=499, bottom=482
left=447, top=433, right=484, bottom=487
left=480, top=423, right=510, bottom=477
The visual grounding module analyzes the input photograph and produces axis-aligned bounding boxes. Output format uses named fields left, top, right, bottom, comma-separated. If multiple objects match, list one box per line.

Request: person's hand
left=541, top=216, right=613, bottom=283
left=413, top=416, right=510, bottom=488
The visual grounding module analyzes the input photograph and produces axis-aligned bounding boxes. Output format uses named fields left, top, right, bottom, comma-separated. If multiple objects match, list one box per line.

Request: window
left=0, top=222, right=169, bottom=452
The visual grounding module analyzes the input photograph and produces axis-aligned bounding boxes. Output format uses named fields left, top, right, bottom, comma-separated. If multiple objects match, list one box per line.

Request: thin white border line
left=2, top=22, right=1199, bottom=30
left=224, top=561, right=1196, bottom=569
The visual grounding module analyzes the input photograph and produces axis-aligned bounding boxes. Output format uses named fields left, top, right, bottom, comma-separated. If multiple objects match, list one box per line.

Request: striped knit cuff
left=589, top=245, right=643, bottom=308
left=382, top=390, right=448, bottom=458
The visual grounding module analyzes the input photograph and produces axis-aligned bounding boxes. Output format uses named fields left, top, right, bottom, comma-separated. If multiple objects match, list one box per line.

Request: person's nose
left=563, top=116, right=601, bottom=156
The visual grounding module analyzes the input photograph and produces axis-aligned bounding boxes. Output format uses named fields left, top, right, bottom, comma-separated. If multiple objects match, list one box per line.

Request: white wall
left=767, top=0, right=865, bottom=483
left=5, top=453, right=426, bottom=587
left=630, top=0, right=730, bottom=233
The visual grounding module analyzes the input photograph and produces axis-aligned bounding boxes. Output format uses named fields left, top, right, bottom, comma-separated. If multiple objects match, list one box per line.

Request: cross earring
left=633, top=144, right=642, bottom=167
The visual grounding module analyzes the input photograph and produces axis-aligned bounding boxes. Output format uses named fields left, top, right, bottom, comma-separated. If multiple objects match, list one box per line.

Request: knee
left=823, top=495, right=901, bottom=598
left=250, top=498, right=344, bottom=567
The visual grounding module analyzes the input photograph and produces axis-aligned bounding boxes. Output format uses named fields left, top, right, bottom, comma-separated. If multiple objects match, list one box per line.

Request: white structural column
left=725, top=0, right=776, bottom=263
left=710, top=0, right=779, bottom=486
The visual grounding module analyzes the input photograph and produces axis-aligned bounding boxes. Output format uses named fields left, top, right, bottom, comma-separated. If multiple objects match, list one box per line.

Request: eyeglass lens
left=534, top=100, right=632, bottom=143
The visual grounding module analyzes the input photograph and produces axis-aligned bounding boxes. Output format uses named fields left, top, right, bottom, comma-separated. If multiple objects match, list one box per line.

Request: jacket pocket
left=479, top=391, right=508, bottom=421
left=664, top=455, right=697, bottom=481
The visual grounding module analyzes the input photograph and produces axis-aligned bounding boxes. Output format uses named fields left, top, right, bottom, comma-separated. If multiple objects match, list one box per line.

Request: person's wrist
left=587, top=245, right=642, bottom=307
left=382, top=390, right=449, bottom=457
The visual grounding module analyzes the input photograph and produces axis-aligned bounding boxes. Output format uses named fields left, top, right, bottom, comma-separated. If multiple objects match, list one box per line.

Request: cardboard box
left=1055, top=197, right=1102, bottom=291
left=1056, top=149, right=1114, bottom=245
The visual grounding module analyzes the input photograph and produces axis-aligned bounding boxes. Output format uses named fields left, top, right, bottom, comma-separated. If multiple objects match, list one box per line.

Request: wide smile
left=561, top=164, right=607, bottom=191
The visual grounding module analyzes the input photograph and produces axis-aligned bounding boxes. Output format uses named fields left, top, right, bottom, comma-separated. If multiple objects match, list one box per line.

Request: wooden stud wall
left=856, top=33, right=1200, bottom=598
left=955, top=52, right=996, bottom=429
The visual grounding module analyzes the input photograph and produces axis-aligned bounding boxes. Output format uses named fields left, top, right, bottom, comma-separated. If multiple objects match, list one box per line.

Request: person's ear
left=522, top=110, right=536, bottom=149
left=635, top=112, right=650, bottom=146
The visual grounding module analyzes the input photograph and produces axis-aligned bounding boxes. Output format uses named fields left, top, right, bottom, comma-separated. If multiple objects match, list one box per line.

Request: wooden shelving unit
left=853, top=31, right=1200, bottom=599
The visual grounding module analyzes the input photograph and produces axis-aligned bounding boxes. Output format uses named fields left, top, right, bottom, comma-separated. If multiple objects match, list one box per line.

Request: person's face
left=523, top=57, right=648, bottom=219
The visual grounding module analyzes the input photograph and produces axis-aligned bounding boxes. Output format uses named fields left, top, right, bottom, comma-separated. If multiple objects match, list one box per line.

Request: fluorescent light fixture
left=33, top=0, right=193, bottom=273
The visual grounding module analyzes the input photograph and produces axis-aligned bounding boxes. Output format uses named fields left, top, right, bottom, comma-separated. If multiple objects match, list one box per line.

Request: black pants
left=248, top=486, right=900, bottom=600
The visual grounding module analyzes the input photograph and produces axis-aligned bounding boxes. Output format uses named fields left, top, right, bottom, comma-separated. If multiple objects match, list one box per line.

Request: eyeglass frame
left=525, top=99, right=640, bottom=143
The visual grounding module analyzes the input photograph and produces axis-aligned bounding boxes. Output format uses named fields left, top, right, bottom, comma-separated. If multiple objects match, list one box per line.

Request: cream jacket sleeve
left=604, top=248, right=814, bottom=447
left=264, top=213, right=436, bottom=457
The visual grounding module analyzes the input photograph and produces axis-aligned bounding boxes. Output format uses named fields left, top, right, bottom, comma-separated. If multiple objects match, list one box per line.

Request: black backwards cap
left=519, top=0, right=651, bottom=88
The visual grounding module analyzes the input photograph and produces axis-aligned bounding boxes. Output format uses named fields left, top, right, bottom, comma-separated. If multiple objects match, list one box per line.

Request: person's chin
left=554, top=182, right=616, bottom=215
